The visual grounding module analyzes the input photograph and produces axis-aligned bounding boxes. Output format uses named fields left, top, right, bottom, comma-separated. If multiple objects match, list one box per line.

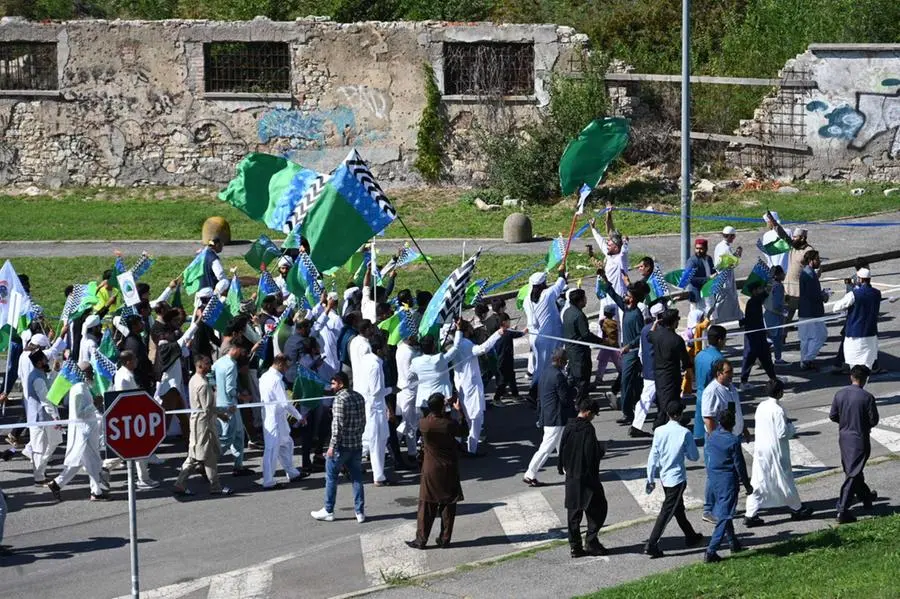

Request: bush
left=478, top=54, right=610, bottom=204
left=414, top=63, right=447, bottom=184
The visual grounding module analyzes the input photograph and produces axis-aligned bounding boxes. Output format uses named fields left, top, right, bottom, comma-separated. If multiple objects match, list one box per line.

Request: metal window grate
left=203, top=42, right=291, bottom=94
left=0, top=42, right=57, bottom=90
left=443, top=42, right=534, bottom=96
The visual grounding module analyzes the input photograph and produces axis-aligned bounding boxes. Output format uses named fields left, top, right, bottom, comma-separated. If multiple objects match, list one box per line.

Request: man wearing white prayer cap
left=832, top=267, right=882, bottom=369
left=47, top=361, right=110, bottom=502
left=764, top=210, right=814, bottom=326
left=761, top=211, right=790, bottom=272
left=524, top=267, right=567, bottom=401
left=274, top=254, right=294, bottom=296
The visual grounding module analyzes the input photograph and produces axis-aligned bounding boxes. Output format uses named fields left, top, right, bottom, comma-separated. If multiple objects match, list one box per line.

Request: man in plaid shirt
left=311, top=371, right=367, bottom=523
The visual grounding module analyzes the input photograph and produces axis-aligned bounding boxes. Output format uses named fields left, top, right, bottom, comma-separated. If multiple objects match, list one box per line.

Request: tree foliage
left=414, top=63, right=446, bottom=183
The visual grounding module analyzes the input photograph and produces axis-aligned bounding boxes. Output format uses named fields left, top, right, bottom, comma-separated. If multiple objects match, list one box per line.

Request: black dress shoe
left=47, top=480, right=62, bottom=502
left=570, top=547, right=588, bottom=558
left=405, top=540, right=426, bottom=550
left=863, top=490, right=877, bottom=509
left=586, top=543, right=608, bottom=556
left=232, top=467, right=255, bottom=477
left=790, top=506, right=813, bottom=520
left=704, top=552, right=722, bottom=563
left=615, top=417, right=633, bottom=425
left=628, top=427, right=652, bottom=438
left=837, top=512, right=857, bottom=524
left=743, top=515, right=765, bottom=527
left=645, top=545, right=665, bottom=559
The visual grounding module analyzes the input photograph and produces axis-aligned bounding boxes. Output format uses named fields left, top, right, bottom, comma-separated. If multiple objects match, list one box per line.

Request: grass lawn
left=13, top=252, right=598, bottom=318
left=579, top=514, right=900, bottom=599
left=1, top=181, right=897, bottom=242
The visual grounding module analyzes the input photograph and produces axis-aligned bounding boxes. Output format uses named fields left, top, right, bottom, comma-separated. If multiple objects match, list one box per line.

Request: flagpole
left=560, top=194, right=581, bottom=269
left=395, top=214, right=442, bottom=285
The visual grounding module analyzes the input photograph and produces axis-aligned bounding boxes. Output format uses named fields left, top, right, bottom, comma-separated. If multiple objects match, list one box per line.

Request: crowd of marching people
left=0, top=205, right=890, bottom=563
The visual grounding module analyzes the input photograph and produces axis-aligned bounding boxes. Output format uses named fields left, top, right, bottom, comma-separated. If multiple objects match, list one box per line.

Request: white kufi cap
left=30, top=333, right=50, bottom=348
left=857, top=268, right=871, bottom=279
left=722, top=226, right=736, bottom=235
left=529, top=272, right=547, bottom=286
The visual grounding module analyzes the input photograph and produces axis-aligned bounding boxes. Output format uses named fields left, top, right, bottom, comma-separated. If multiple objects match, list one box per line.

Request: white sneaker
left=356, top=512, right=366, bottom=523
left=136, top=479, right=160, bottom=490
left=311, top=508, right=334, bottom=522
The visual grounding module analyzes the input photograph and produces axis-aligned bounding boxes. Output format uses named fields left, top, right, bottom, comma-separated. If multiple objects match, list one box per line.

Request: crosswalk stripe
left=879, top=415, right=900, bottom=429
left=616, top=468, right=703, bottom=515
left=117, top=580, right=209, bottom=599
left=493, top=489, right=564, bottom=548
left=359, top=522, right=426, bottom=586
left=206, top=565, right=273, bottom=599
left=744, top=440, right=825, bottom=471
left=871, top=427, right=900, bottom=453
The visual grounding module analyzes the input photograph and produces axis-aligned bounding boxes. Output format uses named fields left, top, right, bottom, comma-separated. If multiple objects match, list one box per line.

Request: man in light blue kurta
left=213, top=346, right=253, bottom=476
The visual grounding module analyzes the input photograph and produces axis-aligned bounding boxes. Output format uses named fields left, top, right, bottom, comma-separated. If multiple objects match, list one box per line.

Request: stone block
left=503, top=212, right=532, bottom=243
left=202, top=216, right=231, bottom=245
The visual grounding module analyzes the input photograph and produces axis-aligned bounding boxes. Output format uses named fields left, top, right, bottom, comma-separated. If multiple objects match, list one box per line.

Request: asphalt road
left=1, top=260, right=898, bottom=599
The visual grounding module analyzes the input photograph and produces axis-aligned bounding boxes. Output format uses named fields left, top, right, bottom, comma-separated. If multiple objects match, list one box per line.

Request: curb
left=326, top=458, right=899, bottom=599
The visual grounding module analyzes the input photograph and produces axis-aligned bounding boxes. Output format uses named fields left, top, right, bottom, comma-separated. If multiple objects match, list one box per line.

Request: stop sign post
left=104, top=390, right=166, bottom=599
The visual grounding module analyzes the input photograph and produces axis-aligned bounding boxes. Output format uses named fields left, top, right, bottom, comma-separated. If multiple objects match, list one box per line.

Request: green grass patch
left=579, top=514, right=900, bottom=599
left=2, top=182, right=897, bottom=242
left=11, top=253, right=576, bottom=318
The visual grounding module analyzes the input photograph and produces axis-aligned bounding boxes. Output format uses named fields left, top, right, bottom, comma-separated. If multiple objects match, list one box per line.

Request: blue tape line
left=608, top=207, right=900, bottom=228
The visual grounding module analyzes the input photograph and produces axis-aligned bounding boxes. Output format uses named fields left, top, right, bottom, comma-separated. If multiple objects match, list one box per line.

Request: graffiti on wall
left=808, top=78, right=900, bottom=157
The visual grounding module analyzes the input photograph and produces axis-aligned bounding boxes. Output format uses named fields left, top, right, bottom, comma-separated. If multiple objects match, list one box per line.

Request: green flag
left=98, top=329, right=119, bottom=362
left=244, top=235, right=282, bottom=272
left=759, top=237, right=791, bottom=256
left=515, top=283, right=530, bottom=311
left=47, top=361, right=85, bottom=406
left=291, top=364, right=329, bottom=411
left=171, top=284, right=183, bottom=309
left=226, top=276, right=243, bottom=317
left=218, top=153, right=308, bottom=228
left=181, top=250, right=209, bottom=295
left=559, top=118, right=630, bottom=196
left=282, top=227, right=302, bottom=250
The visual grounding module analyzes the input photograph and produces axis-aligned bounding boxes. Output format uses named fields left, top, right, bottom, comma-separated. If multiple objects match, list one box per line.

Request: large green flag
left=181, top=250, right=209, bottom=295
left=47, top=361, right=85, bottom=406
left=559, top=118, right=630, bottom=196
left=291, top=365, right=330, bottom=411
left=218, top=153, right=309, bottom=229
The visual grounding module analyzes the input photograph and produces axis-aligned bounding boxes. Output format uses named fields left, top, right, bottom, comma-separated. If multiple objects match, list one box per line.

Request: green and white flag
left=0, top=260, right=32, bottom=351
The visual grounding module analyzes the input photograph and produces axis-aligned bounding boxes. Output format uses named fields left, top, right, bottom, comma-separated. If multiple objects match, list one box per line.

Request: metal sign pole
left=127, top=459, right=140, bottom=598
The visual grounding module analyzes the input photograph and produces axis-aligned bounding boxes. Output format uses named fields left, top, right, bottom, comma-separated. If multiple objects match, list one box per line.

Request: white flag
left=117, top=271, right=141, bottom=307
left=0, top=260, right=31, bottom=331
left=576, top=183, right=592, bottom=216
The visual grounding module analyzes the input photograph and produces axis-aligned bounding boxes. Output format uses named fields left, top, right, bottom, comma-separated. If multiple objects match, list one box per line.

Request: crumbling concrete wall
left=0, top=17, right=586, bottom=188
left=731, top=44, right=900, bottom=181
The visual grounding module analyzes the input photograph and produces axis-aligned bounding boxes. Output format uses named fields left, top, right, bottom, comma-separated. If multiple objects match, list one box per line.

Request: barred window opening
left=443, top=42, right=534, bottom=96
left=203, top=42, right=290, bottom=94
left=0, top=42, right=58, bottom=91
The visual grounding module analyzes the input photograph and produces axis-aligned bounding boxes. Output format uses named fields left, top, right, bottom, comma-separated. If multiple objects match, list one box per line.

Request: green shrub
left=414, top=63, right=447, bottom=184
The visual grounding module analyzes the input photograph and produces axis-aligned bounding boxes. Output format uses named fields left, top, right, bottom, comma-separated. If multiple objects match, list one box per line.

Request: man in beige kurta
left=173, top=355, right=232, bottom=496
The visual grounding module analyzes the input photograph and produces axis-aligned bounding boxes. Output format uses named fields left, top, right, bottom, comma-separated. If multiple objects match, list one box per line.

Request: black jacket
left=537, top=364, right=576, bottom=427
left=649, top=326, right=690, bottom=406
left=563, top=305, right=603, bottom=380
left=559, top=416, right=606, bottom=509
left=123, top=333, right=154, bottom=392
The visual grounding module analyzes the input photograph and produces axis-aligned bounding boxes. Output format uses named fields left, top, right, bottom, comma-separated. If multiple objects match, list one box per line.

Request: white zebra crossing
left=493, top=489, right=565, bottom=548
left=743, top=440, right=826, bottom=471
left=359, top=522, right=427, bottom=585
left=616, top=468, right=703, bottom=515
left=206, top=565, right=273, bottom=599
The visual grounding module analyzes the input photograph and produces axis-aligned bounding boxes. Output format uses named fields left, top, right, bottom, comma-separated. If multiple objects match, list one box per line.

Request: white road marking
left=359, top=522, right=426, bottom=586
left=879, top=415, right=900, bottom=429
left=795, top=417, right=833, bottom=430
left=616, top=468, right=702, bottom=515
left=125, top=580, right=209, bottom=599
left=493, top=489, right=564, bottom=548
left=207, top=565, right=273, bottom=599
left=871, top=427, right=900, bottom=453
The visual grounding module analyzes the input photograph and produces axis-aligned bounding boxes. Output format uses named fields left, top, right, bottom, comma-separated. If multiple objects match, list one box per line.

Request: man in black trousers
left=563, top=289, right=605, bottom=402
left=559, top=396, right=608, bottom=558
left=649, top=309, right=691, bottom=429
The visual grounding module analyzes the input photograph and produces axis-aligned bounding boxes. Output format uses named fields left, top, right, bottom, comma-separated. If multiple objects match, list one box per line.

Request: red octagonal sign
left=104, top=390, right=167, bottom=460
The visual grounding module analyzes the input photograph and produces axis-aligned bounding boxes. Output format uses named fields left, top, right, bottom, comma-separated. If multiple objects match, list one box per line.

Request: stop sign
left=104, top=390, right=167, bottom=460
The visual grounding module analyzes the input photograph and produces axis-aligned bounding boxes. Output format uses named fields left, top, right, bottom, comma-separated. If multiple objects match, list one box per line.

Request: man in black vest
left=831, top=267, right=882, bottom=371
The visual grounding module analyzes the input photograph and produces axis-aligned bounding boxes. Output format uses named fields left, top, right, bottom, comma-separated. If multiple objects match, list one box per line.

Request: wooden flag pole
left=560, top=194, right=581, bottom=270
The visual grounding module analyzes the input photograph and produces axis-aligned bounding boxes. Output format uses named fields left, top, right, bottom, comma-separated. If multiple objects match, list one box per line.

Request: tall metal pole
left=127, top=460, right=140, bottom=598
left=680, top=0, right=692, bottom=267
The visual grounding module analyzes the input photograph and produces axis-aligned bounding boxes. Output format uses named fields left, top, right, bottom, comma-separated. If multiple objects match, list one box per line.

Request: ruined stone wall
left=0, top=17, right=585, bottom=188
left=729, top=44, right=900, bottom=181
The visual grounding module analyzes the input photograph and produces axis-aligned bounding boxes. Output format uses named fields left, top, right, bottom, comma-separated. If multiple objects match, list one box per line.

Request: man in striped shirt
left=311, top=372, right=367, bottom=523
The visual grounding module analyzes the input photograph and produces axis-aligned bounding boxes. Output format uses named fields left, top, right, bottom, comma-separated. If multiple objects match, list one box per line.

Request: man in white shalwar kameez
left=590, top=207, right=629, bottom=326
left=47, top=362, right=110, bottom=501
left=77, top=314, right=102, bottom=365
left=831, top=268, right=881, bottom=369
left=25, top=351, right=63, bottom=484
left=395, top=336, right=421, bottom=459
left=451, top=319, right=504, bottom=456
left=359, top=338, right=390, bottom=485
left=260, top=355, right=304, bottom=488
left=525, top=270, right=567, bottom=398
left=743, top=379, right=813, bottom=526
left=712, top=226, right=743, bottom=322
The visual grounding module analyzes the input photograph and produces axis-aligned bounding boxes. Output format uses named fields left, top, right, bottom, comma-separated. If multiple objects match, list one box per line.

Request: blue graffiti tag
left=818, top=105, right=866, bottom=140
left=806, top=100, right=828, bottom=112
left=883, top=78, right=900, bottom=87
